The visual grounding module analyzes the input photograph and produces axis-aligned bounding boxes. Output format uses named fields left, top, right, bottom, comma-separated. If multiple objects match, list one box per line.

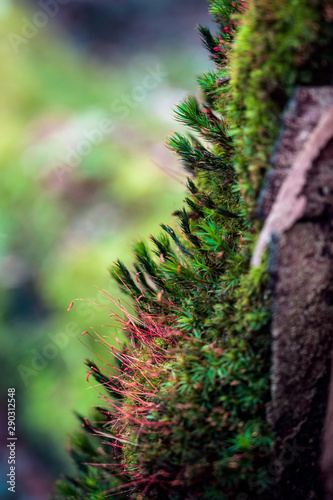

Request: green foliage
left=208, top=0, right=247, bottom=28
left=167, top=132, right=228, bottom=175
left=51, top=413, right=130, bottom=499
left=229, top=0, right=333, bottom=210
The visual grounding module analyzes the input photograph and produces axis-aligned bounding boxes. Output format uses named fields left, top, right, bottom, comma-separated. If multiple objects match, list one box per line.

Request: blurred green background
left=0, top=0, right=213, bottom=498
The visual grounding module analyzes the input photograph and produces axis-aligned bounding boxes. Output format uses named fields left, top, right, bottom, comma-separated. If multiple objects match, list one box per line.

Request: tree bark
left=256, top=87, right=333, bottom=499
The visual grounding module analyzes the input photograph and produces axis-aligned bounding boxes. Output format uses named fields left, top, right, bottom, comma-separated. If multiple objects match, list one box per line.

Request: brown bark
left=322, top=350, right=333, bottom=500
left=256, top=87, right=333, bottom=499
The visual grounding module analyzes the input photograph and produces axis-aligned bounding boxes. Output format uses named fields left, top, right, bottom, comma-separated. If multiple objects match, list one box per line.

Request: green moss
left=229, top=0, right=333, bottom=210
left=106, top=3, right=275, bottom=496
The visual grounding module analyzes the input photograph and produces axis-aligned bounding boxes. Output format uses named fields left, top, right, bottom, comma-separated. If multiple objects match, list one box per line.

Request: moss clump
left=229, top=0, right=333, bottom=210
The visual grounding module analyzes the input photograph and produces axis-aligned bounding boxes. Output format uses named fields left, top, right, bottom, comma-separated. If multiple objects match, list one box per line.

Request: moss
left=110, top=3, right=276, bottom=495
left=229, top=0, right=333, bottom=211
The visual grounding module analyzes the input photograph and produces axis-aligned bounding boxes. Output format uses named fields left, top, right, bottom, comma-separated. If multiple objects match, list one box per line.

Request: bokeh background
left=0, top=0, right=213, bottom=498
